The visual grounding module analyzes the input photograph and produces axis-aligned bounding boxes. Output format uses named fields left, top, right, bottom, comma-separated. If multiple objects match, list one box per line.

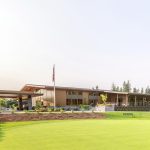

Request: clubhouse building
left=1, top=84, right=150, bottom=110
left=20, top=84, right=150, bottom=109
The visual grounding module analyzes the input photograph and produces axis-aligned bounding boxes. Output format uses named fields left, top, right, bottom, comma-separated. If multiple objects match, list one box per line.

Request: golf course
left=1, top=112, right=150, bottom=150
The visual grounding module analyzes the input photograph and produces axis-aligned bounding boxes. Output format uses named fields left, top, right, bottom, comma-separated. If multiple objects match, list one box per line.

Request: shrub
left=60, top=108, right=65, bottom=113
left=24, top=110, right=28, bottom=113
left=35, top=101, right=43, bottom=111
left=48, top=108, right=54, bottom=112
left=54, top=108, right=61, bottom=112
left=80, top=105, right=90, bottom=111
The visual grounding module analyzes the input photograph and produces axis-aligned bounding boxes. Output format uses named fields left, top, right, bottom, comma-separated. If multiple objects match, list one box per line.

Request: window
left=78, top=99, right=83, bottom=105
left=67, top=99, right=83, bottom=105
left=72, top=99, right=78, bottom=105
left=78, top=91, right=82, bottom=95
left=66, top=99, right=72, bottom=105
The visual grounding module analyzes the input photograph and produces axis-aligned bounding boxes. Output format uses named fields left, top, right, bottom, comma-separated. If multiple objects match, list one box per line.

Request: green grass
left=2, top=112, right=150, bottom=150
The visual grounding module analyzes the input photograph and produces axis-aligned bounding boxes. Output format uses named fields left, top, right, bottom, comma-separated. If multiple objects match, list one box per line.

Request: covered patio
left=0, top=90, right=43, bottom=110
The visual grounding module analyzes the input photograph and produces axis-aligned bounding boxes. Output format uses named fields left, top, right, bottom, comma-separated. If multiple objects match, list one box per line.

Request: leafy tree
left=0, top=98, right=6, bottom=110
left=100, top=94, right=108, bottom=105
left=0, top=98, right=6, bottom=107
left=6, top=99, right=18, bottom=108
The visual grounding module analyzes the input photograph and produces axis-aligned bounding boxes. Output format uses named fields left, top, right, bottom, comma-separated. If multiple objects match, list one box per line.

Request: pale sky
left=0, top=0, right=150, bottom=90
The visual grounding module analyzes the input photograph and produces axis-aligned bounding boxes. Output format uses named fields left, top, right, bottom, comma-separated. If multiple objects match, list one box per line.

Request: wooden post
left=116, top=94, right=119, bottom=106
left=28, top=95, right=32, bottom=110
left=126, top=95, right=128, bottom=106
left=143, top=97, right=146, bottom=106
left=134, top=96, right=137, bottom=106
left=18, top=97, right=23, bottom=110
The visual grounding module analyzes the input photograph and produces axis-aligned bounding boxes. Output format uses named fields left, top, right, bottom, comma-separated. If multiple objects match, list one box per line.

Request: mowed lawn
left=1, top=113, right=150, bottom=150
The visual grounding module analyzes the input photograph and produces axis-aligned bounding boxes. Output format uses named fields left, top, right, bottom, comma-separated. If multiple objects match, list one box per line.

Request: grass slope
left=1, top=112, right=150, bottom=150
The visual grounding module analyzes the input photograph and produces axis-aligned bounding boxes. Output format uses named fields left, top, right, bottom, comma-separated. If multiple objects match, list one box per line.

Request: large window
left=66, top=99, right=71, bottom=105
left=129, top=99, right=134, bottom=106
left=78, top=99, right=83, bottom=105
left=66, top=99, right=83, bottom=105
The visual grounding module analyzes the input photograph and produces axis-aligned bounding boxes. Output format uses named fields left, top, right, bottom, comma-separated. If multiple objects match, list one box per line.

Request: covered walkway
left=0, top=90, right=43, bottom=110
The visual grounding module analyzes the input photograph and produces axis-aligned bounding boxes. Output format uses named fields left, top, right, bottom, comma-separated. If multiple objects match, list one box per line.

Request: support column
left=28, top=95, right=32, bottom=110
left=134, top=96, right=137, bottom=106
left=116, top=94, right=119, bottom=106
left=143, top=97, right=146, bottom=106
left=18, top=97, right=23, bottom=110
left=125, top=95, right=128, bottom=106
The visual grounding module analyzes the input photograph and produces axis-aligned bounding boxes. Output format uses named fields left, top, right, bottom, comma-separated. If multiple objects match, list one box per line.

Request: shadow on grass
left=0, top=121, right=5, bottom=142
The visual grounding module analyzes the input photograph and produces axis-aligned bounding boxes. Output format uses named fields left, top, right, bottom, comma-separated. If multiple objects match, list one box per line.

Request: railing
left=89, top=96, right=99, bottom=100
left=66, top=95, right=83, bottom=99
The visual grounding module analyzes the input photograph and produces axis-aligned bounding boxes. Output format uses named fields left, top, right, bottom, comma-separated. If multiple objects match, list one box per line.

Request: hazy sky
left=0, top=0, right=150, bottom=90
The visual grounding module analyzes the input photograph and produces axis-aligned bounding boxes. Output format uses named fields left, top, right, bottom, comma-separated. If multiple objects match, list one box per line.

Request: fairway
left=1, top=119, right=150, bottom=150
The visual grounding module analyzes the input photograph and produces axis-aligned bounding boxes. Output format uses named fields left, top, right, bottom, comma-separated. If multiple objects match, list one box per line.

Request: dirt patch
left=0, top=113, right=105, bottom=122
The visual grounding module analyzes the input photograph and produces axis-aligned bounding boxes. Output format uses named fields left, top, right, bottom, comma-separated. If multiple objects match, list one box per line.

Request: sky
left=0, top=0, right=150, bottom=90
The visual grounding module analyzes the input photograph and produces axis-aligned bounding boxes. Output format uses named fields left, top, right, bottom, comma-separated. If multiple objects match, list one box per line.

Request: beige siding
left=82, top=92, right=89, bottom=104
left=56, top=90, right=67, bottom=106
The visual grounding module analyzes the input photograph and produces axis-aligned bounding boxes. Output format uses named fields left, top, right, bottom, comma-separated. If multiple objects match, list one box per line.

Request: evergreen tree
left=123, top=81, right=126, bottom=92
left=123, top=80, right=131, bottom=92
left=133, top=88, right=139, bottom=93
left=96, top=85, right=99, bottom=90
left=145, top=86, right=150, bottom=94
left=141, top=88, right=144, bottom=94
left=111, top=83, right=116, bottom=91
left=120, top=87, right=123, bottom=92
left=133, top=88, right=137, bottom=93
left=116, top=86, right=120, bottom=92
left=126, top=80, right=131, bottom=92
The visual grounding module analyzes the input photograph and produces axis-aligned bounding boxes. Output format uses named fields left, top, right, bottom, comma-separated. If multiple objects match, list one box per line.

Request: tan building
left=21, top=84, right=150, bottom=108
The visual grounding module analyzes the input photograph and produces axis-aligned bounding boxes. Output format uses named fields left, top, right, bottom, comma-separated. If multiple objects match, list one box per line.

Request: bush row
left=115, top=106, right=150, bottom=111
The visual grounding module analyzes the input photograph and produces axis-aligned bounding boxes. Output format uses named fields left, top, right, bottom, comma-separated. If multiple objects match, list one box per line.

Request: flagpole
left=53, top=64, right=56, bottom=109
left=54, top=77, right=56, bottom=109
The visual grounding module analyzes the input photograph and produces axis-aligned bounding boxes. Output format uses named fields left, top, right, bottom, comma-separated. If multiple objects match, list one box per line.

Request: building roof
left=21, top=84, right=128, bottom=95
left=21, top=84, right=104, bottom=92
left=0, top=90, right=43, bottom=98
left=20, top=84, right=150, bottom=96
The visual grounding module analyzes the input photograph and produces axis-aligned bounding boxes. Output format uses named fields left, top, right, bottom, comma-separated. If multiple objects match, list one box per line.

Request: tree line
left=111, top=80, right=150, bottom=94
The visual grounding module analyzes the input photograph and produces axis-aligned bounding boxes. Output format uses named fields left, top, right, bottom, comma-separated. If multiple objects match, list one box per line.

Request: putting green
left=1, top=119, right=150, bottom=150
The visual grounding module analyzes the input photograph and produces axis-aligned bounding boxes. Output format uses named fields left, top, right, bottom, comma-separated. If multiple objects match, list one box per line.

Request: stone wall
left=0, top=113, right=105, bottom=122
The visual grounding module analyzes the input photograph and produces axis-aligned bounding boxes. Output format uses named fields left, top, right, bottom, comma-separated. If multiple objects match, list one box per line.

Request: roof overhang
left=21, top=84, right=105, bottom=92
left=0, top=90, right=43, bottom=99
